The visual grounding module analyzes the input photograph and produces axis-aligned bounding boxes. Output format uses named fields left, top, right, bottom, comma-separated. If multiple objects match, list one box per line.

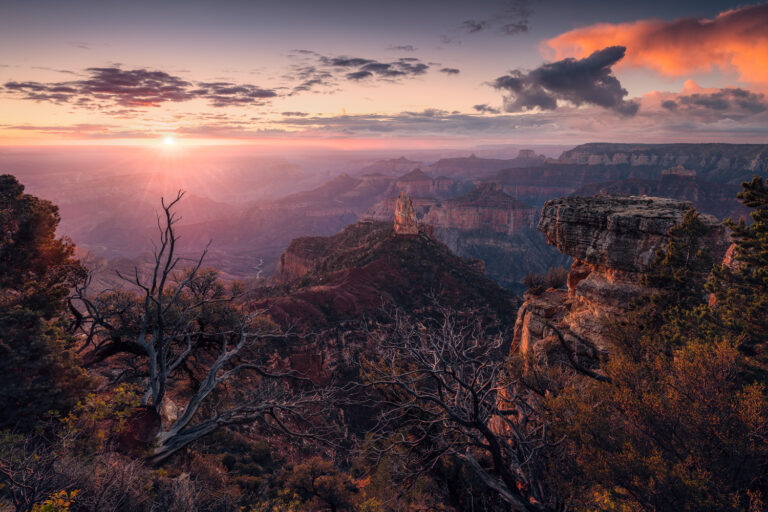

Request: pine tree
left=0, top=175, right=89, bottom=430
left=709, top=164, right=768, bottom=356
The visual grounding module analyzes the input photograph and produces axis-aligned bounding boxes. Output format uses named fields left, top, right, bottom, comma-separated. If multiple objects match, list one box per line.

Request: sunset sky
left=1, top=0, right=767, bottom=147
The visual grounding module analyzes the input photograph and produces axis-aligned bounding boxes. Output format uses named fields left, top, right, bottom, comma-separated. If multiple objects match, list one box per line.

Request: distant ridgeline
left=557, top=143, right=768, bottom=182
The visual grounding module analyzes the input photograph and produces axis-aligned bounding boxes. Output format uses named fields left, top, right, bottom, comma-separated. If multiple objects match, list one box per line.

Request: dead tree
left=363, top=308, right=561, bottom=512
left=71, top=192, right=333, bottom=464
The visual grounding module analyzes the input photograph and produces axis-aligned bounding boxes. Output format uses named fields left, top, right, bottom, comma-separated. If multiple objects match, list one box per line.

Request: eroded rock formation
left=515, top=195, right=731, bottom=357
left=394, top=192, right=419, bottom=235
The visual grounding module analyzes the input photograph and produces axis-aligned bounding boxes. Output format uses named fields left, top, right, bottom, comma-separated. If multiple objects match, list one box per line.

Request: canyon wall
left=366, top=183, right=569, bottom=289
left=575, top=173, right=748, bottom=221
left=558, top=143, right=768, bottom=183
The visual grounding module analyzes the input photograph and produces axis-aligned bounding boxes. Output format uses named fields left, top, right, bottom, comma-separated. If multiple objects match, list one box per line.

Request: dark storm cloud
left=661, top=88, right=768, bottom=119
left=473, top=104, right=501, bottom=114
left=2, top=67, right=278, bottom=108
left=492, top=46, right=639, bottom=116
left=440, top=67, right=460, bottom=75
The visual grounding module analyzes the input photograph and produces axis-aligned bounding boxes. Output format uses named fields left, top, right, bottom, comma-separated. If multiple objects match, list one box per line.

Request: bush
left=523, top=266, right=568, bottom=294
left=545, top=266, right=568, bottom=289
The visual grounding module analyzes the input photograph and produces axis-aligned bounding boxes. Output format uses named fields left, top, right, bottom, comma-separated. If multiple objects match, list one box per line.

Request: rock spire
left=394, top=191, right=418, bottom=235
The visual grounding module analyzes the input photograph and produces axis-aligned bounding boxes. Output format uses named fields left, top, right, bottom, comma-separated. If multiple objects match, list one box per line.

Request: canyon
left=4, top=143, right=764, bottom=293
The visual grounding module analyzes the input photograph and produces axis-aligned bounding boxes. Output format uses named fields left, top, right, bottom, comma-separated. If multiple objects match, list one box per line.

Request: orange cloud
left=545, top=3, right=768, bottom=88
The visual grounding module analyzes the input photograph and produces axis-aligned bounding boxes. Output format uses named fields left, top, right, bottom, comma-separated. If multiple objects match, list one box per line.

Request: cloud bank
left=546, top=3, right=768, bottom=88
left=3, top=67, right=277, bottom=108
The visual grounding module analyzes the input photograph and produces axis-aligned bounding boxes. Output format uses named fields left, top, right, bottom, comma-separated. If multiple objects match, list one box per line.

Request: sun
left=162, top=136, right=176, bottom=146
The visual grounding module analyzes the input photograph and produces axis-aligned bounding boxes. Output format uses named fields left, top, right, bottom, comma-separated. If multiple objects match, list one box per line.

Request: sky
left=1, top=0, right=767, bottom=147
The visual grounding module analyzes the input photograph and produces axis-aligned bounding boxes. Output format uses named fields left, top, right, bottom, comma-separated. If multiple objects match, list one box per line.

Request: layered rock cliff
left=422, top=184, right=569, bottom=289
left=558, top=143, right=768, bottom=183
left=515, top=196, right=731, bottom=357
left=423, top=183, right=536, bottom=235
left=574, top=172, right=748, bottom=221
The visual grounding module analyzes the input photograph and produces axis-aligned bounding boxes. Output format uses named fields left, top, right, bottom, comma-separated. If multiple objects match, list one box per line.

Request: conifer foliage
left=0, top=175, right=89, bottom=430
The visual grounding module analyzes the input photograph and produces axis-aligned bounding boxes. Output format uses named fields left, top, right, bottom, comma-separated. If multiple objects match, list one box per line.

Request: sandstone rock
left=538, top=195, right=730, bottom=274
left=721, top=243, right=743, bottom=270
left=160, top=398, right=181, bottom=428
left=394, top=192, right=419, bottom=235
left=512, top=289, right=569, bottom=357
left=517, top=195, right=731, bottom=354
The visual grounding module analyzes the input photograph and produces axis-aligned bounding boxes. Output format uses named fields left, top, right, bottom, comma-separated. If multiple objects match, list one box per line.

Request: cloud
left=456, top=0, right=533, bottom=36
left=283, top=51, right=431, bottom=93
left=545, top=3, right=768, bottom=88
left=194, top=81, right=277, bottom=106
left=648, top=82, right=768, bottom=122
left=492, top=46, right=639, bottom=115
left=2, top=67, right=277, bottom=108
left=77, top=67, right=194, bottom=106
left=440, top=67, right=460, bottom=75
left=321, top=55, right=429, bottom=80
left=473, top=104, right=501, bottom=114
left=387, top=45, right=417, bottom=52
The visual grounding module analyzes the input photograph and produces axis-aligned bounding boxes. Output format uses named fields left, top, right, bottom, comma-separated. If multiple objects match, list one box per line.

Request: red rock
left=394, top=192, right=419, bottom=236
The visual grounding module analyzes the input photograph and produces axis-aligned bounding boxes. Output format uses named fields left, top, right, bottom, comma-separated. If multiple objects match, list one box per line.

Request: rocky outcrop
left=394, top=192, right=419, bottom=235
left=515, top=195, right=731, bottom=355
left=539, top=196, right=730, bottom=273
